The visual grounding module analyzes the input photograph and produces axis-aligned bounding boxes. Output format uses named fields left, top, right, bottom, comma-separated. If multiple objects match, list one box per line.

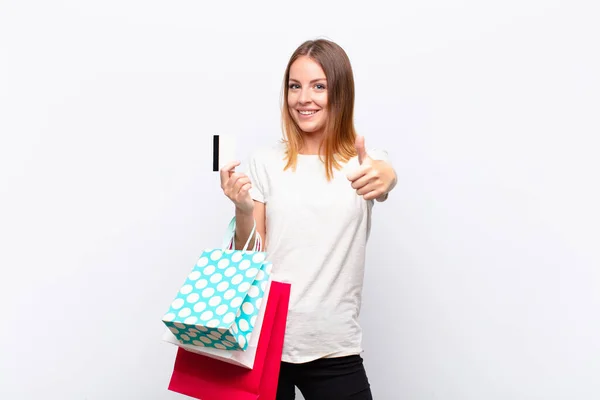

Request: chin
left=299, top=126, right=318, bottom=134
left=296, top=122, right=324, bottom=134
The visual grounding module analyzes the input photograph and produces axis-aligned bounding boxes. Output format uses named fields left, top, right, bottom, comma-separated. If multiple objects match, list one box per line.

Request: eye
left=315, top=84, right=326, bottom=90
left=288, top=83, right=300, bottom=89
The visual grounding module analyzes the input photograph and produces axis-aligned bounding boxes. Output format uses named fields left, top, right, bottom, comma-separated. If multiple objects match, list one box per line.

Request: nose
left=299, top=88, right=311, bottom=104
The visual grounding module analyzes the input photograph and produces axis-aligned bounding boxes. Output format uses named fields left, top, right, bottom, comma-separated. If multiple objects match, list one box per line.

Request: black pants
left=276, top=354, right=373, bottom=400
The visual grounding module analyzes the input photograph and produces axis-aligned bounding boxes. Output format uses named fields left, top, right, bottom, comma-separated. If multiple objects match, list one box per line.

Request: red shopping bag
left=167, top=281, right=291, bottom=400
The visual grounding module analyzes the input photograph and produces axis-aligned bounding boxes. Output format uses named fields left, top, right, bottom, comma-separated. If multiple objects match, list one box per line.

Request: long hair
left=281, top=39, right=357, bottom=180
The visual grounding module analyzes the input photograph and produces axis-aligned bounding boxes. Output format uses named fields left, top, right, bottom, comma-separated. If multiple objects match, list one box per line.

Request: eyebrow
left=289, top=78, right=327, bottom=83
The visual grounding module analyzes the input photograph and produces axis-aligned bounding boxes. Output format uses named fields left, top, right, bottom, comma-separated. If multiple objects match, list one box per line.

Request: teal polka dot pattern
left=162, top=249, right=272, bottom=351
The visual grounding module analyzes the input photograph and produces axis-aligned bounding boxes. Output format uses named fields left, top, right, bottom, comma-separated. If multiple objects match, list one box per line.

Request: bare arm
left=234, top=201, right=266, bottom=250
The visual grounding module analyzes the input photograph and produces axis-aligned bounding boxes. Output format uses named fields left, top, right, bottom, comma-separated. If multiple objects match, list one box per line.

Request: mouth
left=297, top=109, right=320, bottom=118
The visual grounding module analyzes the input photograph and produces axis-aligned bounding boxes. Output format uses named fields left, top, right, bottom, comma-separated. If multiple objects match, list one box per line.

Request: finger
left=351, top=174, right=375, bottom=190
left=355, top=135, right=368, bottom=165
left=239, top=182, right=252, bottom=195
left=357, top=182, right=380, bottom=196
left=220, top=161, right=241, bottom=185
left=226, top=172, right=247, bottom=189
left=232, top=176, right=251, bottom=193
left=362, top=189, right=381, bottom=201
left=235, top=183, right=253, bottom=202
left=346, top=165, right=369, bottom=182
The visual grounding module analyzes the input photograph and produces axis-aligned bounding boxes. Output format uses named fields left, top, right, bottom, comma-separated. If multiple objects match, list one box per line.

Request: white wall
left=1, top=1, right=598, bottom=399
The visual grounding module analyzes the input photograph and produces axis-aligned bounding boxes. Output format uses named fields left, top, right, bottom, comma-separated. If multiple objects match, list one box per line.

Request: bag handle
left=221, top=216, right=260, bottom=252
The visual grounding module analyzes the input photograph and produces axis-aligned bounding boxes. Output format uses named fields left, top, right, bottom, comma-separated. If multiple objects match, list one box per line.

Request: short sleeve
left=246, top=151, right=268, bottom=204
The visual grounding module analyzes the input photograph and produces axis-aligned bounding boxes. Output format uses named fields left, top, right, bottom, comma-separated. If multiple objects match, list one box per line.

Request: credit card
left=212, top=134, right=236, bottom=171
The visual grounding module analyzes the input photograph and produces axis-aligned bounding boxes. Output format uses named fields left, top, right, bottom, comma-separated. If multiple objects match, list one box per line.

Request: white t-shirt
left=246, top=141, right=389, bottom=364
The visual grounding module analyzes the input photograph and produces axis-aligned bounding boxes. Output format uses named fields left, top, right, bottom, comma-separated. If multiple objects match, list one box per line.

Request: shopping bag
left=168, top=280, right=291, bottom=400
left=161, top=278, right=272, bottom=369
left=162, top=217, right=270, bottom=351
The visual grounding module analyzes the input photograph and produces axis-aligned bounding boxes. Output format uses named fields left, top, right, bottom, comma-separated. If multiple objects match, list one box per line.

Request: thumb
left=355, top=135, right=369, bottom=165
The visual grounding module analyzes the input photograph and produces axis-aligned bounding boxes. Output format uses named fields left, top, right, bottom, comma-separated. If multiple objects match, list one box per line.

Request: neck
left=299, top=130, right=326, bottom=155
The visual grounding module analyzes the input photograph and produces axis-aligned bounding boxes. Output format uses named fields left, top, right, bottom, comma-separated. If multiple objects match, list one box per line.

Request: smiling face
left=287, top=56, right=328, bottom=137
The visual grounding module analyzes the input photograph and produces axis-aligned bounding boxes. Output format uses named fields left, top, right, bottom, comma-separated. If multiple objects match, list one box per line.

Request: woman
left=219, top=39, right=397, bottom=399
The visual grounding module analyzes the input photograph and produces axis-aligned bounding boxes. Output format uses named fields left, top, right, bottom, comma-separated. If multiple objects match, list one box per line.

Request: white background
left=1, top=1, right=599, bottom=399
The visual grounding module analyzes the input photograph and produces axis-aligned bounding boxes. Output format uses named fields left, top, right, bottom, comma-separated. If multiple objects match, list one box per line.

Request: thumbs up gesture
left=347, top=135, right=397, bottom=201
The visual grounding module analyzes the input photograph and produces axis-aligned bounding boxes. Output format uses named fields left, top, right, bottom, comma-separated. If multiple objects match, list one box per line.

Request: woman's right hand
left=219, top=161, right=254, bottom=215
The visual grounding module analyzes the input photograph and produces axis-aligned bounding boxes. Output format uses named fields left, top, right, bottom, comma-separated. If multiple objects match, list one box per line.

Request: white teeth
left=299, top=110, right=317, bottom=115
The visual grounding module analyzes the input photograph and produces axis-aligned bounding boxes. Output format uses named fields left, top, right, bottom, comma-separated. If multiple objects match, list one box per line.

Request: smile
left=298, top=110, right=320, bottom=116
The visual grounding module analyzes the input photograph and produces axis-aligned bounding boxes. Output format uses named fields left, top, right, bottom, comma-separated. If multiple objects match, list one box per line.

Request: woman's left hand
left=347, top=136, right=397, bottom=201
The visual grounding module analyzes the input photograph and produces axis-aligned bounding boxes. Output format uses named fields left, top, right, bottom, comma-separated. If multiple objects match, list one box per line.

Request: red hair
left=280, top=39, right=358, bottom=180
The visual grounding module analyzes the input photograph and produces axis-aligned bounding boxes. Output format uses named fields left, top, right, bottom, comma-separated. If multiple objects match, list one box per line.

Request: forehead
left=289, top=56, right=326, bottom=80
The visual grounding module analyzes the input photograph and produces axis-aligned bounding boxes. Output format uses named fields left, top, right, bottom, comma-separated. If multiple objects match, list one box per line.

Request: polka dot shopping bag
left=167, top=281, right=291, bottom=400
left=162, top=217, right=271, bottom=355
